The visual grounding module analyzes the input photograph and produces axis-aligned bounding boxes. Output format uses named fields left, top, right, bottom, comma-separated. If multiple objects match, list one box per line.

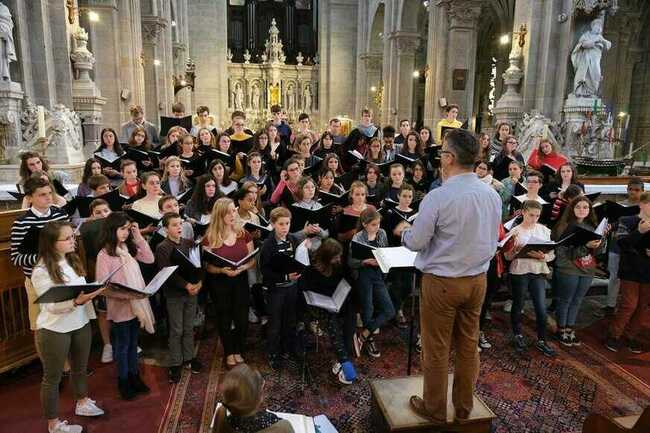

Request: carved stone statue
left=570, top=15, right=611, bottom=98
left=49, top=104, right=82, bottom=151
left=286, top=83, right=296, bottom=113
left=20, top=97, right=39, bottom=142
left=251, top=83, right=261, bottom=111
left=0, top=110, right=16, bottom=160
left=517, top=111, right=563, bottom=160
left=0, top=2, right=17, bottom=81
left=233, top=82, right=245, bottom=111
left=70, top=26, right=95, bottom=81
left=303, top=84, right=312, bottom=113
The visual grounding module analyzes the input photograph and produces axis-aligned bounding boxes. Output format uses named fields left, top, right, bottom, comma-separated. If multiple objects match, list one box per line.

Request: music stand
left=406, top=271, right=420, bottom=376
left=371, top=246, right=419, bottom=375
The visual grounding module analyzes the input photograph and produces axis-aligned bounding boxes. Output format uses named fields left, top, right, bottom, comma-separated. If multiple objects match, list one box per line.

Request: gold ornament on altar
left=269, top=83, right=280, bottom=106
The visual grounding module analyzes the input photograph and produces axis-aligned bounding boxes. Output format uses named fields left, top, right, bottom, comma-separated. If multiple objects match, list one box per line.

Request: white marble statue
left=50, top=104, right=82, bottom=151
left=286, top=83, right=296, bottom=113
left=570, top=16, right=611, bottom=98
left=233, top=82, right=244, bottom=111
left=251, top=83, right=261, bottom=111
left=518, top=111, right=563, bottom=160
left=0, top=2, right=17, bottom=81
left=303, top=84, right=312, bottom=113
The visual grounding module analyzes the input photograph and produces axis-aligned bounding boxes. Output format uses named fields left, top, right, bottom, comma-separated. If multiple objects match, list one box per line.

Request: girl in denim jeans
left=503, top=200, right=556, bottom=357
left=349, top=209, right=396, bottom=358
left=552, top=196, right=607, bottom=347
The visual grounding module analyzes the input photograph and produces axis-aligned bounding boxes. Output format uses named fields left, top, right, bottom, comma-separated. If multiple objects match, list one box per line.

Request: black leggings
left=207, top=273, right=249, bottom=356
left=479, top=257, right=499, bottom=330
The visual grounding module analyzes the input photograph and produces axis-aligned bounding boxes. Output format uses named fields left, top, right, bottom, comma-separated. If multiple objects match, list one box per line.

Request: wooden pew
left=0, top=209, right=37, bottom=374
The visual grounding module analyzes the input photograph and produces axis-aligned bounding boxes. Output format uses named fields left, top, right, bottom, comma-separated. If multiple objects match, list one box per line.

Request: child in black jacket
left=259, top=207, right=311, bottom=368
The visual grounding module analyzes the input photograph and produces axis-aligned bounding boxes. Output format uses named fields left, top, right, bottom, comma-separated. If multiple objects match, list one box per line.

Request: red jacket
left=527, top=148, right=568, bottom=172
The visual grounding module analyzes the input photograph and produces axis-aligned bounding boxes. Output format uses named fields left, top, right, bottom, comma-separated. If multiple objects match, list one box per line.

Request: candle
left=37, top=106, right=46, bottom=138
left=542, top=124, right=549, bottom=139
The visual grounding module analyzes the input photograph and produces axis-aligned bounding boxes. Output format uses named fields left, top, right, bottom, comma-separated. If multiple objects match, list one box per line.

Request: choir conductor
left=399, top=129, right=501, bottom=425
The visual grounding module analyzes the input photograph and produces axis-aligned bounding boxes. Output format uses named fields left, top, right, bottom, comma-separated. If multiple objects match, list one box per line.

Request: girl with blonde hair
left=204, top=198, right=256, bottom=368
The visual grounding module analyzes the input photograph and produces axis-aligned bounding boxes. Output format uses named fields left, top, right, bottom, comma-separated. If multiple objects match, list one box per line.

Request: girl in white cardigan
left=31, top=221, right=106, bottom=433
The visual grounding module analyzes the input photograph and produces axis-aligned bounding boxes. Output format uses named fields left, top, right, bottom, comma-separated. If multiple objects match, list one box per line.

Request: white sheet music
left=595, top=218, right=608, bottom=236
left=504, top=216, right=520, bottom=231
left=142, top=266, right=178, bottom=295
left=314, top=415, right=339, bottom=433
left=295, top=239, right=311, bottom=266
left=303, top=278, right=351, bottom=313
left=373, top=246, right=417, bottom=273
left=270, top=412, right=316, bottom=433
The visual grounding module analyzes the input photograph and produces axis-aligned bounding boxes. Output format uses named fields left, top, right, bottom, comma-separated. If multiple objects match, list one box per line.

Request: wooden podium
left=370, top=375, right=495, bottom=433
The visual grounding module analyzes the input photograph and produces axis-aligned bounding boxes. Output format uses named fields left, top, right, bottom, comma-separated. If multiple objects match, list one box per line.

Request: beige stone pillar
left=318, top=0, right=359, bottom=121
left=188, top=0, right=228, bottom=127
left=141, top=14, right=173, bottom=130
left=444, top=0, right=481, bottom=120
left=423, top=1, right=449, bottom=126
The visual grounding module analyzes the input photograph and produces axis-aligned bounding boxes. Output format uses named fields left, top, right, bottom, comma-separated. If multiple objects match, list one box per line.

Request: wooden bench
left=370, top=375, right=495, bottom=433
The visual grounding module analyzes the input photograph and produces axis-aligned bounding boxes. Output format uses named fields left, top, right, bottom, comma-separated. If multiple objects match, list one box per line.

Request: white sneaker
left=49, top=420, right=83, bottom=433
left=372, top=328, right=380, bottom=335
left=101, top=344, right=113, bottom=363
left=332, top=362, right=352, bottom=385
left=137, top=346, right=143, bottom=355
left=260, top=316, right=269, bottom=326
left=503, top=300, right=513, bottom=313
left=75, top=398, right=104, bottom=417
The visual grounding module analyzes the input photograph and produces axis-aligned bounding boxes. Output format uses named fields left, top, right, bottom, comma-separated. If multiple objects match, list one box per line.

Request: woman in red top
left=270, top=157, right=302, bottom=207
left=204, top=197, right=256, bottom=368
left=527, top=138, right=568, bottom=174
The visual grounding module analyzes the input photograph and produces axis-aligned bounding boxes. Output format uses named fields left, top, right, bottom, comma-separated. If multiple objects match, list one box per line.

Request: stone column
left=358, top=53, right=383, bottom=117
left=141, top=14, right=170, bottom=129
left=318, top=0, right=358, bottom=121
left=70, top=26, right=107, bottom=155
left=188, top=0, right=228, bottom=127
left=445, top=0, right=482, bottom=120
left=423, top=1, right=449, bottom=126
left=383, top=32, right=420, bottom=125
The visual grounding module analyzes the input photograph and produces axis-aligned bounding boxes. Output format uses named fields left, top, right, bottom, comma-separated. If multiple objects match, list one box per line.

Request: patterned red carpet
left=160, top=312, right=648, bottom=433
left=1, top=313, right=648, bottom=433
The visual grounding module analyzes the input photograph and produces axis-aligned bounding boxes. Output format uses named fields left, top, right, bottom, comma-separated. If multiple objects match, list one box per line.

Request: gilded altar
left=226, top=19, right=320, bottom=131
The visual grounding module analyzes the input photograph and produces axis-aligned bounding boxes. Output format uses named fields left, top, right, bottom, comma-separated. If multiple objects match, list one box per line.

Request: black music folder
left=160, top=115, right=193, bottom=137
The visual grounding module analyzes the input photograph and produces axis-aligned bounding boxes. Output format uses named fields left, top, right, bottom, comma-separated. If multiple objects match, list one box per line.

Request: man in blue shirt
left=399, top=129, right=501, bottom=425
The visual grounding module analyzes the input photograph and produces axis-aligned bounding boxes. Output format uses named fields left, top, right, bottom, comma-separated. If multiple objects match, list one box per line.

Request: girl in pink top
left=96, top=212, right=155, bottom=400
